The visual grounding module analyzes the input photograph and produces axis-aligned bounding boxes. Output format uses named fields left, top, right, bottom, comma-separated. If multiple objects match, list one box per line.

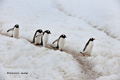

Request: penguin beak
left=93, top=38, right=95, bottom=40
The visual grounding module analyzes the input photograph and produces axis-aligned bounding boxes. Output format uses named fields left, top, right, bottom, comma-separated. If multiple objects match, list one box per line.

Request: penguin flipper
left=52, top=39, right=59, bottom=44
left=7, top=28, right=14, bottom=32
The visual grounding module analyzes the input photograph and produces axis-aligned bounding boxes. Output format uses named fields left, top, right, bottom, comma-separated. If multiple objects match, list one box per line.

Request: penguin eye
left=15, top=24, right=19, bottom=27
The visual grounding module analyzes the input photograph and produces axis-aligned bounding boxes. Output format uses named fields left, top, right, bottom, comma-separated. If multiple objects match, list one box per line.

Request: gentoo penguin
left=42, top=30, right=51, bottom=46
left=7, top=24, right=19, bottom=38
left=32, top=29, right=43, bottom=45
left=52, top=34, right=67, bottom=51
left=80, top=38, right=95, bottom=56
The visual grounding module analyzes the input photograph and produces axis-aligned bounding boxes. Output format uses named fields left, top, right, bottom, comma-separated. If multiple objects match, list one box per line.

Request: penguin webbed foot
left=31, top=41, right=35, bottom=44
left=83, top=53, right=85, bottom=56
left=36, top=43, right=40, bottom=45
left=88, top=54, right=91, bottom=56
left=60, top=49, right=63, bottom=51
left=80, top=52, right=85, bottom=56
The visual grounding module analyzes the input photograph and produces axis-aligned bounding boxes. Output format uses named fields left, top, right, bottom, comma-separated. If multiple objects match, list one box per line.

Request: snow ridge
left=86, top=22, right=120, bottom=41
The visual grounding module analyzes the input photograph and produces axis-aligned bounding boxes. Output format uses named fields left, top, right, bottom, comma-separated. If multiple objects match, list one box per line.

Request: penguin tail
left=31, top=41, right=34, bottom=43
left=11, top=35, right=13, bottom=37
left=7, top=28, right=14, bottom=32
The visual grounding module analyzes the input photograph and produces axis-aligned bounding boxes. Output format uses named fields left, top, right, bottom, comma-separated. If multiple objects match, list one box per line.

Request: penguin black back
left=32, top=29, right=43, bottom=43
left=57, top=34, right=67, bottom=48
left=83, top=38, right=95, bottom=51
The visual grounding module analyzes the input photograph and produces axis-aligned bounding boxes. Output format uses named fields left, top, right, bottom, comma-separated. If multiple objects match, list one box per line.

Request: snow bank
left=96, top=74, right=120, bottom=80
left=52, top=0, right=120, bottom=79
left=0, top=35, right=82, bottom=80
left=0, top=64, right=9, bottom=80
left=0, top=0, right=83, bottom=79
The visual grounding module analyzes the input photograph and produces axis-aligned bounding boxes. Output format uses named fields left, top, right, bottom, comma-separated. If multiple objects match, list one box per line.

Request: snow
left=0, top=64, right=8, bottom=80
left=56, top=0, right=120, bottom=40
left=0, top=0, right=120, bottom=80
left=96, top=74, right=120, bottom=80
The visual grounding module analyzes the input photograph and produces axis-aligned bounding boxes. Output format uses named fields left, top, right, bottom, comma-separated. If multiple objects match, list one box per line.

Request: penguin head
left=60, top=34, right=67, bottom=38
left=37, top=29, right=43, bottom=33
left=90, top=38, right=95, bottom=41
left=44, top=30, right=51, bottom=34
left=14, top=24, right=19, bottom=28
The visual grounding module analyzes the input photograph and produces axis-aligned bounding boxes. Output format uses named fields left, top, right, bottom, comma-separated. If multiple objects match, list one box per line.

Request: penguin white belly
left=43, top=33, right=49, bottom=46
left=13, top=28, right=19, bottom=38
left=34, top=33, right=42, bottom=45
left=85, top=42, right=93, bottom=55
left=58, top=38, right=65, bottom=50
left=35, top=36, right=40, bottom=44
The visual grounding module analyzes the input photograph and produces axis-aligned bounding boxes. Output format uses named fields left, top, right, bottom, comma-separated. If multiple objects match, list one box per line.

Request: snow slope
left=0, top=0, right=120, bottom=80
left=55, top=0, right=120, bottom=40
left=0, top=34, right=82, bottom=80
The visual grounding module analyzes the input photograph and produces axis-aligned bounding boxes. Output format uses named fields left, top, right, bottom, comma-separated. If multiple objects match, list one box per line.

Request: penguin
left=52, top=34, right=67, bottom=51
left=80, top=38, right=95, bottom=56
left=7, top=24, right=19, bottom=38
left=42, top=30, right=51, bottom=46
left=32, top=29, right=43, bottom=45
